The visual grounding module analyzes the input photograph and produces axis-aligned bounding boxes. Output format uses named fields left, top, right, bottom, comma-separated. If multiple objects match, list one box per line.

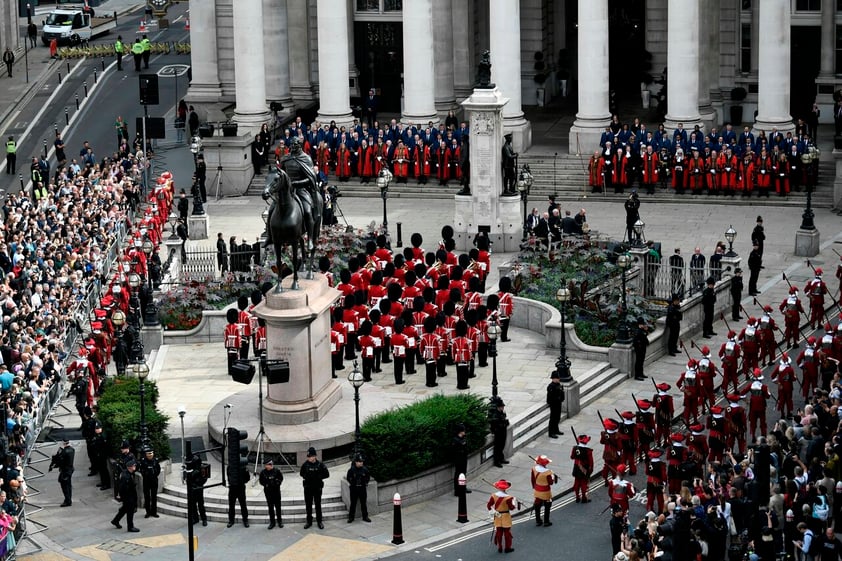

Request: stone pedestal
left=201, top=135, right=254, bottom=198
left=254, top=276, right=342, bottom=424
left=140, top=325, right=163, bottom=353
left=455, top=88, right=521, bottom=253
left=563, top=380, right=581, bottom=418
left=187, top=214, right=209, bottom=241
left=608, top=342, right=633, bottom=377
left=629, top=247, right=650, bottom=296
left=720, top=254, right=742, bottom=279
left=795, top=229, right=821, bottom=258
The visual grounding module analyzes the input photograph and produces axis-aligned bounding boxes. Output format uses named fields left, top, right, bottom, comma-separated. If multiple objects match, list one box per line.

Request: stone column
left=568, top=0, right=611, bottom=154
left=287, top=0, right=314, bottom=101
left=347, top=0, right=360, bottom=99
left=750, top=0, right=759, bottom=75
left=698, top=0, right=717, bottom=131
left=664, top=0, right=702, bottom=130
left=185, top=0, right=222, bottom=103
left=754, top=0, right=794, bottom=133
left=401, top=0, right=438, bottom=125
left=233, top=0, right=271, bottom=134
left=708, top=0, right=723, bottom=123
left=820, top=0, right=835, bottom=78
left=433, top=0, right=456, bottom=116
left=316, top=0, right=354, bottom=128
left=452, top=0, right=473, bottom=100
left=490, top=0, right=531, bottom=152
left=263, top=0, right=293, bottom=112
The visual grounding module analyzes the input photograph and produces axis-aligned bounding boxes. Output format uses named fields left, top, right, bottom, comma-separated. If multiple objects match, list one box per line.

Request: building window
left=836, top=24, right=842, bottom=74
left=742, top=0, right=751, bottom=11
left=356, top=0, right=401, bottom=13
left=741, top=23, right=751, bottom=73
left=796, top=0, right=821, bottom=11
left=384, top=0, right=402, bottom=11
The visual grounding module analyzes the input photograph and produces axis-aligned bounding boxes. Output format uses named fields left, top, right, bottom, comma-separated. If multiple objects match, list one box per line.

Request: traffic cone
left=139, top=20, right=147, bottom=33
left=184, top=18, right=190, bottom=30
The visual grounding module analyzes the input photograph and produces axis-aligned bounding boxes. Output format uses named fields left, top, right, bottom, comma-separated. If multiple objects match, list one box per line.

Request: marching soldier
left=487, top=479, right=519, bottom=554
left=687, top=424, right=708, bottom=479
left=744, top=368, right=771, bottom=441
left=531, top=455, right=558, bottom=527
left=653, top=382, right=674, bottom=447
left=600, top=418, right=623, bottom=482
left=667, top=433, right=687, bottom=494
left=772, top=353, right=796, bottom=419
left=797, top=337, right=820, bottom=399
left=757, top=306, right=778, bottom=367
left=724, top=394, right=747, bottom=455
left=719, top=331, right=741, bottom=394
left=780, top=287, right=804, bottom=349
left=571, top=435, right=593, bottom=503
left=635, top=399, right=656, bottom=462
left=821, top=323, right=835, bottom=358
left=49, top=439, right=75, bottom=507
left=707, top=405, right=727, bottom=463
left=805, top=268, right=828, bottom=330
left=451, top=320, right=473, bottom=390
left=224, top=309, right=241, bottom=370
left=420, top=317, right=441, bottom=388
left=697, top=345, right=717, bottom=411
left=618, top=411, right=638, bottom=475
left=607, top=464, right=635, bottom=513
left=138, top=447, right=161, bottom=518
left=739, top=317, right=760, bottom=378
left=645, top=449, right=667, bottom=514
left=259, top=459, right=284, bottom=529
left=546, top=372, right=565, bottom=438
left=677, top=359, right=701, bottom=424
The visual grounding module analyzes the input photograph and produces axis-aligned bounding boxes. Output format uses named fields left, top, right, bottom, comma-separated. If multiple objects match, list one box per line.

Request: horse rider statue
left=264, top=137, right=321, bottom=250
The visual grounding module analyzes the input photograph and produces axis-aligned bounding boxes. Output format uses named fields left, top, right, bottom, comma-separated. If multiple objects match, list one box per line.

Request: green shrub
left=97, top=377, right=171, bottom=460
left=359, top=394, right=487, bottom=482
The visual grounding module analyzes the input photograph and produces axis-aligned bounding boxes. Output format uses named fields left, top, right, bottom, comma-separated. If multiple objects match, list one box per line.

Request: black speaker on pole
left=135, top=117, right=166, bottom=139
left=139, top=74, right=159, bottom=106
left=265, top=360, right=290, bottom=385
left=230, top=360, right=255, bottom=385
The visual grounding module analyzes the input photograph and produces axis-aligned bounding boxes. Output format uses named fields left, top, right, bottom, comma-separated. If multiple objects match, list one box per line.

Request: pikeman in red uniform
left=608, top=464, right=635, bottom=513
left=743, top=368, right=771, bottom=441
left=653, top=383, right=674, bottom=446
left=697, top=345, right=717, bottom=411
left=707, top=405, right=727, bottom=462
left=757, top=306, right=778, bottom=367
left=820, top=323, right=835, bottom=358
left=833, top=323, right=842, bottom=362
left=719, top=331, right=742, bottom=394
left=571, top=434, right=594, bottom=503
left=254, top=318, right=267, bottom=358
left=451, top=320, right=473, bottom=390
left=667, top=433, right=687, bottom=494
left=224, top=308, right=241, bottom=370
left=780, top=287, right=805, bottom=349
left=739, top=317, right=760, bottom=379
left=419, top=316, right=441, bottom=388
left=796, top=338, right=820, bottom=399
left=487, top=479, right=519, bottom=554
left=677, top=359, right=701, bottom=424
left=724, top=394, right=747, bottom=455
left=805, top=268, right=828, bottom=330
left=687, top=423, right=709, bottom=478
left=618, top=411, right=638, bottom=475
left=600, top=418, right=623, bottom=483
left=635, top=399, right=656, bottom=463
left=236, top=295, right=251, bottom=360
left=772, top=353, right=796, bottom=418
left=645, top=449, right=667, bottom=514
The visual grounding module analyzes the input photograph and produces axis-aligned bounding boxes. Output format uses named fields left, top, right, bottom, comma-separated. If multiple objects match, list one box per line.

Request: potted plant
left=730, top=87, right=747, bottom=125
left=222, top=120, right=239, bottom=137
left=534, top=51, right=548, bottom=107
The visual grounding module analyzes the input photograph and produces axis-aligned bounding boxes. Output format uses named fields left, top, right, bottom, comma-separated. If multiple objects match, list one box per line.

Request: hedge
left=96, top=376, right=172, bottom=460
left=358, top=394, right=487, bottom=482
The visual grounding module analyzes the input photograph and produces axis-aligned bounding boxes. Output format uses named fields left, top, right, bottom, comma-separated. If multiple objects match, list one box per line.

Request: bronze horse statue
left=262, top=169, right=323, bottom=291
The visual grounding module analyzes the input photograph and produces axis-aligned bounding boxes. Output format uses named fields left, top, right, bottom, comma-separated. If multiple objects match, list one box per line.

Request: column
left=452, top=0, right=473, bottom=99
left=664, top=0, right=702, bottom=130
left=568, top=0, right=611, bottom=155
left=401, top=0, right=437, bottom=125
left=316, top=0, right=354, bottom=127
left=433, top=0, right=456, bottom=115
left=708, top=0, right=723, bottom=122
left=697, top=2, right=715, bottom=131
left=233, top=0, right=271, bottom=133
left=287, top=0, right=314, bottom=101
left=754, top=0, right=794, bottom=133
left=750, top=0, right=759, bottom=75
left=820, top=0, right=835, bottom=77
left=347, top=0, right=360, bottom=98
left=185, top=0, right=222, bottom=103
left=263, top=0, right=293, bottom=112
left=490, top=0, right=531, bottom=151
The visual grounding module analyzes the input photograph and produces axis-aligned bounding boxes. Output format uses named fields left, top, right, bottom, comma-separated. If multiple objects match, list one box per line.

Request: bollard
left=456, top=473, right=469, bottom=523
left=65, top=108, right=69, bottom=125
left=66, top=62, right=70, bottom=74
left=93, top=69, right=97, bottom=84
left=396, top=222, right=403, bottom=248
left=75, top=94, right=79, bottom=110
left=18, top=175, right=22, bottom=191
left=83, top=82, right=87, bottom=96
left=57, top=71, right=61, bottom=84
left=43, top=140, right=47, bottom=159
left=101, top=58, right=105, bottom=71
left=54, top=122, right=58, bottom=135
left=391, top=493, right=404, bottom=545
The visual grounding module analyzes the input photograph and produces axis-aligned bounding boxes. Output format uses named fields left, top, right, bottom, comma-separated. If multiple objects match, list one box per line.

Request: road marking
left=158, top=64, right=189, bottom=77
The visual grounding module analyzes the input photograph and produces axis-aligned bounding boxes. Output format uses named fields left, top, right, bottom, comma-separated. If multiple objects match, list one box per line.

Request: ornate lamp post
left=128, top=272, right=142, bottom=329
left=111, top=309, right=127, bottom=376
left=376, top=168, right=393, bottom=235
left=141, top=239, right=159, bottom=326
left=133, top=360, right=151, bottom=448
left=616, top=253, right=632, bottom=344
left=487, top=319, right=501, bottom=397
left=347, top=361, right=365, bottom=457
left=168, top=212, right=179, bottom=240
left=554, top=286, right=573, bottom=382
left=517, top=164, right=533, bottom=241
left=800, top=149, right=816, bottom=230
left=633, top=219, right=646, bottom=248
left=724, top=225, right=737, bottom=257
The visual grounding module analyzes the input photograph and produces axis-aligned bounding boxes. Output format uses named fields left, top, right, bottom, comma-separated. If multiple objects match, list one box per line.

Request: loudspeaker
left=139, top=74, right=159, bottom=105
left=265, top=361, right=290, bottom=384
left=135, top=117, right=166, bottom=139
left=229, top=361, right=255, bottom=385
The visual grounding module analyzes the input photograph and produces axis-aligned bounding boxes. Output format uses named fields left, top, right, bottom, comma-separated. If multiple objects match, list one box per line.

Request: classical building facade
left=186, top=0, right=841, bottom=152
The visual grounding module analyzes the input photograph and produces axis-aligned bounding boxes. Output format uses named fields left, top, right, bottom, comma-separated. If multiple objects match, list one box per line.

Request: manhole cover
left=98, top=539, right=148, bottom=556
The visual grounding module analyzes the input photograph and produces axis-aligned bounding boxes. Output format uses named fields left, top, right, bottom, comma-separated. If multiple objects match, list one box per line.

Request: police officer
left=489, top=396, right=510, bottom=468
left=49, top=439, right=75, bottom=507
left=189, top=459, right=208, bottom=526
left=624, top=191, right=640, bottom=244
left=546, top=372, right=565, bottom=438
left=301, top=447, right=329, bottom=529
left=451, top=423, right=470, bottom=496
left=112, top=460, right=140, bottom=533
left=114, top=35, right=124, bottom=71
left=666, top=294, right=682, bottom=356
left=140, top=34, right=151, bottom=69
left=501, top=133, right=517, bottom=195
left=632, top=317, right=649, bottom=381
left=731, top=268, right=744, bottom=321
left=131, top=39, right=144, bottom=72
left=138, top=447, right=160, bottom=518
left=259, top=459, right=283, bottom=529
left=91, top=424, right=111, bottom=489
left=346, top=454, right=371, bottom=523
left=113, top=439, right=134, bottom=499
left=702, top=277, right=717, bottom=338
left=5, top=136, right=15, bottom=174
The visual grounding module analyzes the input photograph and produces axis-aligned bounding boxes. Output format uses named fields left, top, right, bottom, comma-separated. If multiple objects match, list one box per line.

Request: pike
left=806, top=259, right=842, bottom=314
left=782, top=272, right=810, bottom=322
left=752, top=296, right=788, bottom=344
left=678, top=339, right=692, bottom=362
left=719, top=313, right=733, bottom=335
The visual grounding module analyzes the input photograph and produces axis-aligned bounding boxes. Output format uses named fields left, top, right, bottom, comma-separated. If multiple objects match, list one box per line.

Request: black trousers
left=477, top=342, right=488, bottom=366
left=393, top=357, right=404, bottom=384
left=703, top=307, right=714, bottom=334
left=143, top=480, right=157, bottom=515
left=114, top=499, right=136, bottom=528
left=634, top=352, right=645, bottom=379
left=5, top=153, right=14, bottom=174
left=348, top=486, right=368, bottom=519
left=667, top=323, right=680, bottom=353
left=456, top=363, right=470, bottom=389
left=133, top=53, right=141, bottom=71
left=748, top=269, right=760, bottom=294
left=731, top=294, right=742, bottom=320
left=304, top=486, right=323, bottom=523
left=116, top=52, right=123, bottom=70
left=493, top=430, right=507, bottom=464
left=228, top=484, right=248, bottom=523
left=239, top=339, right=250, bottom=360
left=190, top=488, right=207, bottom=524
left=425, top=361, right=437, bottom=387
left=548, top=404, right=562, bottom=436
left=59, top=472, right=72, bottom=504
left=265, top=491, right=282, bottom=525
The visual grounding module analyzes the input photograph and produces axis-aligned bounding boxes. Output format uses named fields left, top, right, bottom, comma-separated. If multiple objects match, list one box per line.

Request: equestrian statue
left=262, top=137, right=323, bottom=291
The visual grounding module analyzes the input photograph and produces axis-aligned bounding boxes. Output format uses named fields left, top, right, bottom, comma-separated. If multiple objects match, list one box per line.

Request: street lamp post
left=377, top=168, right=393, bottom=235
left=517, top=164, right=533, bottom=242
left=134, top=361, right=151, bottom=448
left=724, top=225, right=737, bottom=257
left=111, top=309, right=127, bottom=376
left=141, top=239, right=159, bottom=326
left=633, top=219, right=646, bottom=248
left=616, top=253, right=632, bottom=344
left=487, top=319, right=501, bottom=397
left=554, top=286, right=573, bottom=382
left=128, top=272, right=142, bottom=330
left=348, top=361, right=365, bottom=457
left=168, top=212, right=179, bottom=240
left=800, top=185, right=816, bottom=230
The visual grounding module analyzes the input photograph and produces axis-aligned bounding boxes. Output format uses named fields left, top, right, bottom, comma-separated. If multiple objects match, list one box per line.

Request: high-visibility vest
left=140, top=38, right=151, bottom=53
left=5, top=141, right=15, bottom=154
left=115, top=40, right=124, bottom=54
left=131, top=42, right=144, bottom=55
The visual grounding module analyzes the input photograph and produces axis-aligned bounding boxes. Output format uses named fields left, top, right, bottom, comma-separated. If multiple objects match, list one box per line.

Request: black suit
left=561, top=216, right=577, bottom=235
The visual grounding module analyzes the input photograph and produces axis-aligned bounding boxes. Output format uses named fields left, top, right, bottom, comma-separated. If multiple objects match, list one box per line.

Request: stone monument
left=454, top=52, right=522, bottom=252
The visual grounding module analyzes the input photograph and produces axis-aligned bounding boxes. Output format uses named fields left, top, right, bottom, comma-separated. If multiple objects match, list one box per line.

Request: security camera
left=177, top=405, right=186, bottom=417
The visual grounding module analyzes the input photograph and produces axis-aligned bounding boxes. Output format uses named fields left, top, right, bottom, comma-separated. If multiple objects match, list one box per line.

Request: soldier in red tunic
left=635, top=399, right=656, bottom=463
left=772, top=353, right=796, bottom=418
left=687, top=423, right=709, bottom=478
left=757, top=306, right=778, bottom=367
left=697, top=345, right=717, bottom=411
left=237, top=296, right=251, bottom=360
left=224, top=308, right=241, bottom=370
left=608, top=464, right=635, bottom=513
left=645, top=449, right=667, bottom=514
left=707, top=405, right=726, bottom=462
left=254, top=318, right=267, bottom=359
left=739, top=317, right=760, bottom=379
left=796, top=338, right=820, bottom=399
left=571, top=434, right=594, bottom=503
left=743, top=368, right=771, bottom=441
left=780, top=287, right=805, bottom=349
left=497, top=277, right=514, bottom=343
left=805, top=268, right=828, bottom=329
left=600, top=418, right=622, bottom=483
left=724, top=394, right=747, bottom=455
left=719, top=331, right=742, bottom=394
left=451, top=320, right=472, bottom=390
left=667, top=433, right=687, bottom=494
left=618, top=411, right=638, bottom=475
left=487, top=479, right=519, bottom=554
left=419, top=316, right=441, bottom=388
left=677, top=359, right=701, bottom=424
left=653, top=383, right=674, bottom=446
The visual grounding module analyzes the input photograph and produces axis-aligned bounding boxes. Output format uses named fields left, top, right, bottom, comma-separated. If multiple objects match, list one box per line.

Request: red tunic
left=413, top=145, right=430, bottom=177
left=393, top=145, right=410, bottom=178
left=335, top=147, right=352, bottom=178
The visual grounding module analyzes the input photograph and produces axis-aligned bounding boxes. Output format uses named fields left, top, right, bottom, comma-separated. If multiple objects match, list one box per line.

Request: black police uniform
left=112, top=464, right=139, bottom=532
left=138, top=451, right=161, bottom=518
left=546, top=378, right=565, bottom=437
left=50, top=442, right=75, bottom=506
left=346, top=459, right=371, bottom=523
left=300, top=450, right=330, bottom=529
left=259, top=463, right=284, bottom=529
